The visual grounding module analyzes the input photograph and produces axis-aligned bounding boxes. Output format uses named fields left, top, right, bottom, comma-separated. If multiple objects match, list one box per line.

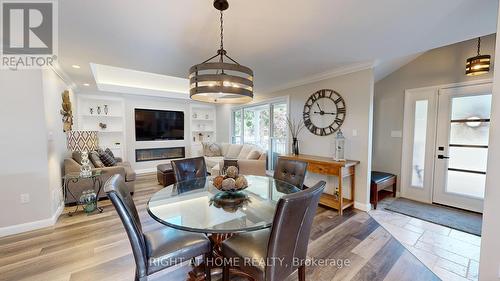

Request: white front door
left=433, top=84, right=492, bottom=212
left=401, top=88, right=438, bottom=203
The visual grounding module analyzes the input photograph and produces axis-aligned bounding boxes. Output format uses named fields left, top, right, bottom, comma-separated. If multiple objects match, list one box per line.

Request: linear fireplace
left=136, top=147, right=185, bottom=162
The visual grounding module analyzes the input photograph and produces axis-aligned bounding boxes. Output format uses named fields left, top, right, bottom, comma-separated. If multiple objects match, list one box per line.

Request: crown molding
left=49, top=61, right=78, bottom=91
left=262, top=61, right=375, bottom=95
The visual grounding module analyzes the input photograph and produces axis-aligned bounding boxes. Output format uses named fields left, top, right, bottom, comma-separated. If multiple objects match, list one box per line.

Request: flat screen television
left=135, top=108, right=184, bottom=141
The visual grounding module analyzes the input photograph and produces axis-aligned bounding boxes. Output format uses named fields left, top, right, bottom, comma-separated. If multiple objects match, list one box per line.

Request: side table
left=62, top=170, right=104, bottom=216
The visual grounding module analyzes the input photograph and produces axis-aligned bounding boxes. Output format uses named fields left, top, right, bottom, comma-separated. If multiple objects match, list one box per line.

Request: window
left=231, top=100, right=288, bottom=170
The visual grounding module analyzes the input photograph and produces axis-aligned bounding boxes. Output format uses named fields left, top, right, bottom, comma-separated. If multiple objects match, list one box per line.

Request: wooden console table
left=279, top=154, right=360, bottom=215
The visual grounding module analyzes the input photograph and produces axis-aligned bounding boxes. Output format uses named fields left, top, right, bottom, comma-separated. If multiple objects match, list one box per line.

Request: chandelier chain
left=220, top=11, right=224, bottom=53
left=477, top=37, right=481, bottom=56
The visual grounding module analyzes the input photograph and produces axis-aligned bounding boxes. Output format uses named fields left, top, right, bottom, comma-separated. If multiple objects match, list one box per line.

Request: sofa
left=201, top=143, right=267, bottom=176
left=63, top=155, right=136, bottom=203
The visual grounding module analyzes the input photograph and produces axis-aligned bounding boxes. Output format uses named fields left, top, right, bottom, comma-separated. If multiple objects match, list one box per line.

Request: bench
left=370, top=171, right=396, bottom=209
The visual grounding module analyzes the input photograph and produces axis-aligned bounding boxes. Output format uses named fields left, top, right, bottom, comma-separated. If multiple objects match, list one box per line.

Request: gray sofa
left=63, top=156, right=136, bottom=203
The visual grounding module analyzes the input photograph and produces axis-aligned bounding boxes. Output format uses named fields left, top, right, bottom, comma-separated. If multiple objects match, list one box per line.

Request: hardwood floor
left=0, top=174, right=439, bottom=281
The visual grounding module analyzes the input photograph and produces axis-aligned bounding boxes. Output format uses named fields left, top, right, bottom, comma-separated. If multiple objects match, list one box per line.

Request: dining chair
left=221, top=180, right=326, bottom=281
left=171, top=156, right=208, bottom=182
left=273, top=158, right=308, bottom=189
left=105, top=174, right=212, bottom=281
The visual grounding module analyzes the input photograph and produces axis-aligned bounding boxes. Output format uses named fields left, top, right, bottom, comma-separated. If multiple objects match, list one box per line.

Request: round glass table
left=147, top=175, right=301, bottom=234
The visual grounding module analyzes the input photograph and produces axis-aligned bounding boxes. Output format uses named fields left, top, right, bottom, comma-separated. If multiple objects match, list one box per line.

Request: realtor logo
left=1, top=1, right=58, bottom=69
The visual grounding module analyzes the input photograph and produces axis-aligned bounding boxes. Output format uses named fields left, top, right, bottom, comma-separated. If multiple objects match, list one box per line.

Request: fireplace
left=135, top=147, right=185, bottom=162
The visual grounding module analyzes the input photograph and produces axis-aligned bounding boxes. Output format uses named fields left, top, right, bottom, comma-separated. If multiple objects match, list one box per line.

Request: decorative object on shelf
left=60, top=90, right=73, bottom=132
left=212, top=166, right=249, bottom=192
left=89, top=107, right=94, bottom=115
left=104, top=104, right=109, bottom=115
left=198, top=132, right=204, bottom=142
left=303, top=89, right=346, bottom=136
left=79, top=190, right=97, bottom=213
left=286, top=116, right=305, bottom=155
left=97, top=106, right=101, bottom=115
left=333, top=129, right=345, bottom=161
left=193, top=113, right=198, bottom=119
left=466, top=37, right=491, bottom=76
left=99, top=122, right=107, bottom=130
left=188, top=0, right=253, bottom=104
left=205, top=114, right=209, bottom=119
left=292, top=138, right=300, bottom=156
left=67, top=130, right=99, bottom=177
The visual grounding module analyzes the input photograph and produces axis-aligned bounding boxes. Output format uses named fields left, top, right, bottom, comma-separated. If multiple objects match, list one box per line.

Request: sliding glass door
left=231, top=100, right=288, bottom=170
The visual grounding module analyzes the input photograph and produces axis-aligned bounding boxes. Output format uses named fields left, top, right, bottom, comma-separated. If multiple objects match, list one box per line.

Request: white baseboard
left=354, top=201, right=372, bottom=212
left=135, top=168, right=156, bottom=174
left=0, top=202, right=64, bottom=238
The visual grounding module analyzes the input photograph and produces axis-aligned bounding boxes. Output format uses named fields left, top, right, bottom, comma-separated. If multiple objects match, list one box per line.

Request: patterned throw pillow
left=202, top=142, right=222, bottom=157
left=105, top=148, right=115, bottom=159
left=89, top=151, right=105, bottom=168
left=99, top=149, right=117, bottom=167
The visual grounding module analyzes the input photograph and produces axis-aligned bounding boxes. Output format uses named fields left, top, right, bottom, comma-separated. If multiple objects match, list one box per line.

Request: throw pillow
left=202, top=142, right=222, bottom=157
left=99, top=150, right=117, bottom=167
left=105, top=148, right=115, bottom=159
left=89, top=151, right=105, bottom=168
left=246, top=150, right=261, bottom=160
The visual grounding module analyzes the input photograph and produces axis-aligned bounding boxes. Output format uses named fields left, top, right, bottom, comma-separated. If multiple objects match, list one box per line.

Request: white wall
left=479, top=11, right=500, bottom=280
left=216, top=104, right=232, bottom=143
left=217, top=69, right=375, bottom=210
left=41, top=69, right=75, bottom=214
left=372, top=34, right=496, bottom=191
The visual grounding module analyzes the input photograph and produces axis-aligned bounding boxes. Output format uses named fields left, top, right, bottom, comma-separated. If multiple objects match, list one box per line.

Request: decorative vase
left=89, top=107, right=94, bottom=115
left=79, top=190, right=97, bottom=213
left=97, top=106, right=101, bottom=115
left=292, top=138, right=300, bottom=155
left=104, top=104, right=108, bottom=115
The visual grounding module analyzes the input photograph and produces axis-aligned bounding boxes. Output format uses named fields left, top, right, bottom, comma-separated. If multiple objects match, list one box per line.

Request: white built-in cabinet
left=189, top=103, right=216, bottom=156
left=76, top=95, right=126, bottom=159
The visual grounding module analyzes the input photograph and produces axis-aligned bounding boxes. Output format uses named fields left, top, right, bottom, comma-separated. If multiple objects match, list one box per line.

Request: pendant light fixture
left=465, top=37, right=491, bottom=76
left=189, top=0, right=253, bottom=104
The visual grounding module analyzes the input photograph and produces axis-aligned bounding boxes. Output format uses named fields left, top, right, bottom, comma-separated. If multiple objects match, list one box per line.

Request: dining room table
left=147, top=175, right=302, bottom=281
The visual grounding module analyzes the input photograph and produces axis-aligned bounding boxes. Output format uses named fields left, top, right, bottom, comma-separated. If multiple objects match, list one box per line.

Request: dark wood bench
left=370, top=171, right=396, bottom=209
left=157, top=163, right=176, bottom=187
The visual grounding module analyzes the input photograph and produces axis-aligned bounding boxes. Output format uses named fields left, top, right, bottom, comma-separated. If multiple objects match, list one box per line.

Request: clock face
left=303, top=89, right=346, bottom=136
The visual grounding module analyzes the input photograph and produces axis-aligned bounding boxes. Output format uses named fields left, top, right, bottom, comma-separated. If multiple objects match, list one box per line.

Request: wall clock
left=303, top=89, right=346, bottom=136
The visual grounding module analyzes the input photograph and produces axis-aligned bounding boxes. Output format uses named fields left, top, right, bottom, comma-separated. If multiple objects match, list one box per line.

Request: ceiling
left=58, top=0, right=498, bottom=95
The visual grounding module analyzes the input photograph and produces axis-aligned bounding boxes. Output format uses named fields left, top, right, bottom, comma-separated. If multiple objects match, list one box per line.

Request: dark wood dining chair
left=104, top=174, right=212, bottom=281
left=171, top=156, right=208, bottom=182
left=221, top=180, right=326, bottom=281
left=273, top=158, right=309, bottom=189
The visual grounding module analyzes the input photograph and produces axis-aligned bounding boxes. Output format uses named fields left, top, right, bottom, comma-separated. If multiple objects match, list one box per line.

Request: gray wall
left=372, top=34, right=496, bottom=191
left=217, top=69, right=375, bottom=209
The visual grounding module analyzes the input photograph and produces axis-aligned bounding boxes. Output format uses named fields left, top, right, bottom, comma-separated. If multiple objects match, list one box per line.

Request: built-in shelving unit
left=76, top=95, right=126, bottom=159
left=189, top=103, right=216, bottom=156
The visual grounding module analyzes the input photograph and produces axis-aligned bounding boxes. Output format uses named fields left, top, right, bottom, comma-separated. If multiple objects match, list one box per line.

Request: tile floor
left=369, top=198, right=481, bottom=281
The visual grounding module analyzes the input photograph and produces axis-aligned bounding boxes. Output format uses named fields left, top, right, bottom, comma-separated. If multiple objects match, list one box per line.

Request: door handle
left=438, top=155, right=450, bottom=159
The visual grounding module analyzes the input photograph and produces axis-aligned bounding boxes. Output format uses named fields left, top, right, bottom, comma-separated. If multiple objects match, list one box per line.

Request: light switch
left=352, top=129, right=358, bottom=137
left=391, top=130, right=402, bottom=138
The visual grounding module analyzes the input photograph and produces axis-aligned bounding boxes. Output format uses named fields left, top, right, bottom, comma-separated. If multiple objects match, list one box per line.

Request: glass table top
left=63, top=170, right=102, bottom=180
left=147, top=175, right=301, bottom=233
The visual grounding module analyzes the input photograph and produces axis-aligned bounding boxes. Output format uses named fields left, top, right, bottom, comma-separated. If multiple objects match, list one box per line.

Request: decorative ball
left=226, top=166, right=239, bottom=178
left=235, top=176, right=248, bottom=189
left=213, top=176, right=224, bottom=189
left=221, top=178, right=236, bottom=191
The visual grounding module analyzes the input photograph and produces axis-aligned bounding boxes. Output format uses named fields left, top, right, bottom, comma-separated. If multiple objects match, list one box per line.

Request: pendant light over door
left=466, top=37, right=491, bottom=76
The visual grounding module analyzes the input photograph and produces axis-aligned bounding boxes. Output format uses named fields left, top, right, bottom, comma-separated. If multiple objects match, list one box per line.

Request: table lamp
left=67, top=130, right=99, bottom=177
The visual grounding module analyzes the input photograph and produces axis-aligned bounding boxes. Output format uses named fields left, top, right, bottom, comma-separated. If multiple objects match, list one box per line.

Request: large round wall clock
left=303, top=89, right=346, bottom=136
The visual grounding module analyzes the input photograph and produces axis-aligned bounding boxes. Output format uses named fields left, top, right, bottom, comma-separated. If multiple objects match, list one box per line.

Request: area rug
left=385, top=198, right=482, bottom=236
